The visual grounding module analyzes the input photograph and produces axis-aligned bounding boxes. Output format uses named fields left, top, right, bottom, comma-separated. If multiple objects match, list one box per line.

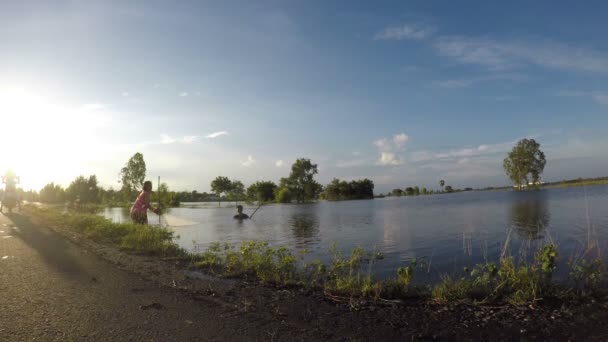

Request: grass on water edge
left=25, top=205, right=186, bottom=257
left=24, top=205, right=608, bottom=306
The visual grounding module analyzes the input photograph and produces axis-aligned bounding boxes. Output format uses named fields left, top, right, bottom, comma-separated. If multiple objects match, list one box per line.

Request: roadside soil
left=2, top=210, right=607, bottom=341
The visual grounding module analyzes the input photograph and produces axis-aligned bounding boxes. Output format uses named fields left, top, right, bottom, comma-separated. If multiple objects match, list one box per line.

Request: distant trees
left=246, top=181, right=277, bottom=203
left=210, top=176, right=232, bottom=206
left=279, top=159, right=322, bottom=203
left=503, top=138, right=546, bottom=190
left=39, top=183, right=65, bottom=204
left=322, top=178, right=374, bottom=201
left=439, top=180, right=445, bottom=192
left=445, top=185, right=454, bottom=193
left=228, top=180, right=246, bottom=204
left=66, top=175, right=100, bottom=204
left=120, top=152, right=146, bottom=198
left=275, top=187, right=292, bottom=203
left=391, top=188, right=404, bottom=197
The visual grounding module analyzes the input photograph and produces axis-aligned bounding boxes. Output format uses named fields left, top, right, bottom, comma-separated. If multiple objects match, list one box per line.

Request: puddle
left=2, top=236, right=13, bottom=239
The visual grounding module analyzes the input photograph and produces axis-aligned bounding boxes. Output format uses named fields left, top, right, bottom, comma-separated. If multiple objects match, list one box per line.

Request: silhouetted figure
left=1, top=169, right=20, bottom=213
left=233, top=205, right=249, bottom=220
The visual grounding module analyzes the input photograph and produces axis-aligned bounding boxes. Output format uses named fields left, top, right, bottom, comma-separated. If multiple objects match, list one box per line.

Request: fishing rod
left=249, top=201, right=264, bottom=219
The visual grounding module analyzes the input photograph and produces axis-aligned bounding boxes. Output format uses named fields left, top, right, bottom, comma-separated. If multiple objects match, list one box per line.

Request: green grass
left=24, top=205, right=608, bottom=305
left=25, top=206, right=186, bottom=256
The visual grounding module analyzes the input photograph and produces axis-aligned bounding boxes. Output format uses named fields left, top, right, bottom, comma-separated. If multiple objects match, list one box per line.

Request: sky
left=0, top=0, right=607, bottom=193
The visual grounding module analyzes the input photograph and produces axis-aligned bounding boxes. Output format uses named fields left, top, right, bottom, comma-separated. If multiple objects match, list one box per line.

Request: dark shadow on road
left=3, top=212, right=92, bottom=280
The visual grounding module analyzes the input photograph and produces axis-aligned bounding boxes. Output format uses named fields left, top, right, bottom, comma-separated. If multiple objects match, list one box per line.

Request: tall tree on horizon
left=503, top=139, right=546, bottom=190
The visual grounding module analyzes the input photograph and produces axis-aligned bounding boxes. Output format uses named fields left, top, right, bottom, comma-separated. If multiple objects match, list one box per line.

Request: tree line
left=211, top=158, right=375, bottom=205
left=30, top=137, right=549, bottom=207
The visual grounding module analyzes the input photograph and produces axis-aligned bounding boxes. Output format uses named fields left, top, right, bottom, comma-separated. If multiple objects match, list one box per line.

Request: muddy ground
left=1, top=211, right=607, bottom=341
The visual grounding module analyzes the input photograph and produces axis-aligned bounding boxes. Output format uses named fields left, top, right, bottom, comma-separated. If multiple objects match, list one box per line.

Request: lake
left=102, top=185, right=608, bottom=283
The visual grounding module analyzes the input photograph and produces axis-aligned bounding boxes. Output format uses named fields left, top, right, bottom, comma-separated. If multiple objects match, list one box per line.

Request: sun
left=0, top=86, right=99, bottom=191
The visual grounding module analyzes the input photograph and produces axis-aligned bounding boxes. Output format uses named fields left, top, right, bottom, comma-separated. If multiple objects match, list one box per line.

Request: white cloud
left=242, top=155, right=255, bottom=167
left=205, top=131, right=228, bottom=138
left=160, top=134, right=176, bottom=144
left=411, top=138, right=525, bottom=163
left=275, top=160, right=284, bottom=167
left=434, top=36, right=608, bottom=73
left=373, top=138, right=390, bottom=150
left=179, top=92, right=188, bottom=97
left=121, top=92, right=129, bottom=97
left=393, top=133, right=409, bottom=148
left=434, top=73, right=524, bottom=88
left=80, top=103, right=108, bottom=111
left=194, top=91, right=201, bottom=96
left=377, top=152, right=404, bottom=166
left=181, top=135, right=199, bottom=144
left=374, top=25, right=434, bottom=41
left=374, top=133, right=408, bottom=166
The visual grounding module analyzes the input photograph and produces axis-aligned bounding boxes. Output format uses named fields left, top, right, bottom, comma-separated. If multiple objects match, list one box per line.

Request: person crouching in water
left=130, top=181, right=161, bottom=224
left=233, top=205, right=249, bottom=220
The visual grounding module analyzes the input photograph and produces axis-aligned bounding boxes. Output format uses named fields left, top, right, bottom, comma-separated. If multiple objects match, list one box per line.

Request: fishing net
left=160, top=213, right=198, bottom=227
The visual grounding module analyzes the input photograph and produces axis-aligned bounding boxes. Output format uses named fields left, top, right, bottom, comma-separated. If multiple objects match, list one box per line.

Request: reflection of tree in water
left=510, top=195, right=550, bottom=241
left=290, top=214, right=319, bottom=240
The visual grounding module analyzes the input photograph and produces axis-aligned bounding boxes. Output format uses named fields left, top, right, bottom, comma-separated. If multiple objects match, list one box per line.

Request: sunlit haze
left=1, top=1, right=607, bottom=193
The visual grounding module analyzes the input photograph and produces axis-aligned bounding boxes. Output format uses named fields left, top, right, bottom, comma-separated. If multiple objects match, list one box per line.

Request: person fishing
left=130, top=181, right=161, bottom=224
left=233, top=205, right=249, bottom=220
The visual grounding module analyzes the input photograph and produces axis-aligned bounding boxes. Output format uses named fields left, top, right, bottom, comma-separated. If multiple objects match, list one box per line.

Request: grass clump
left=194, top=240, right=298, bottom=285
left=432, top=245, right=559, bottom=305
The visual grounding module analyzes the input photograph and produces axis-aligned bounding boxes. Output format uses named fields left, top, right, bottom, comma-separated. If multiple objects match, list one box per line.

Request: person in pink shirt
left=130, top=181, right=161, bottom=224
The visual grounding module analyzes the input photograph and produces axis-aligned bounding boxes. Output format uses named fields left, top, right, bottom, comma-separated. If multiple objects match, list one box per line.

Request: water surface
left=103, top=186, right=608, bottom=282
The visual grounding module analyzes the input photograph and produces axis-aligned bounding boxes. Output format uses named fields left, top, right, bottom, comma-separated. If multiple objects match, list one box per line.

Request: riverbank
left=17, top=205, right=608, bottom=340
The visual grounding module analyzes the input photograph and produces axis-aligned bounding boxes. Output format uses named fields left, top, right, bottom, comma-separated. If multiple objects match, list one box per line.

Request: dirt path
left=0, top=212, right=325, bottom=341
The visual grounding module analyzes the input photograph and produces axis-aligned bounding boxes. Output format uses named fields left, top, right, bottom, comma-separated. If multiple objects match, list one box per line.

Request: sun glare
left=0, top=86, right=105, bottom=191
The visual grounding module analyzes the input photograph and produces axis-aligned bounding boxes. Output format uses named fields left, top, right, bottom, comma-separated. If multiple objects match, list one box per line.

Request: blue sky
left=1, top=0, right=607, bottom=193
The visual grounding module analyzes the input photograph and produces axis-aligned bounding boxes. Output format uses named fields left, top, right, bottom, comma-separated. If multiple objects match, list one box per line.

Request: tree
left=279, top=159, right=322, bottom=203
left=247, top=181, right=278, bottom=203
left=503, top=138, right=546, bottom=190
left=405, top=187, right=415, bottom=196
left=323, top=178, right=374, bottom=200
left=120, top=152, right=146, bottom=198
left=66, top=175, right=100, bottom=204
left=414, top=186, right=420, bottom=196
left=39, top=183, right=65, bottom=204
left=229, top=180, right=246, bottom=204
left=421, top=187, right=428, bottom=195
left=439, top=180, right=445, bottom=192
left=210, top=176, right=232, bottom=206
left=391, top=188, right=403, bottom=197
left=275, top=187, right=292, bottom=203
left=151, top=182, right=179, bottom=209
left=445, top=185, right=454, bottom=193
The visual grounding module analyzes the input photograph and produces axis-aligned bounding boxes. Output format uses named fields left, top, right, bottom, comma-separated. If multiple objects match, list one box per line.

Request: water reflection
left=510, top=192, right=550, bottom=240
